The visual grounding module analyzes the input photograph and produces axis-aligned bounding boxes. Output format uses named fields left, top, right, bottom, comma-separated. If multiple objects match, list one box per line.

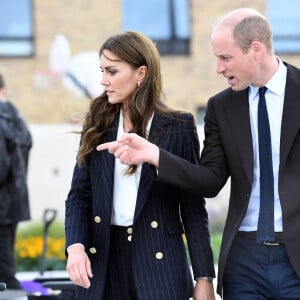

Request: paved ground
left=0, top=271, right=68, bottom=299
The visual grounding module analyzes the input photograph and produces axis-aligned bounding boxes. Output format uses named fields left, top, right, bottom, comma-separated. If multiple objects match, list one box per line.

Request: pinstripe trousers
left=103, top=225, right=137, bottom=300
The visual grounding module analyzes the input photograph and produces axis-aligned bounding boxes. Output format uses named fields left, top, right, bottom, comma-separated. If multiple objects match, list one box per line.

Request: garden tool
left=40, top=209, right=57, bottom=276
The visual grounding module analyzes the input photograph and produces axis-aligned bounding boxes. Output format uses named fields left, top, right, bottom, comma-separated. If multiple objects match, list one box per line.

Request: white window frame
left=0, top=0, right=34, bottom=58
left=122, top=0, right=191, bottom=55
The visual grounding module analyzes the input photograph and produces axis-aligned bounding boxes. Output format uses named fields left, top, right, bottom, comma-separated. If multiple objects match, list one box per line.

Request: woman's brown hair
left=76, top=31, right=175, bottom=171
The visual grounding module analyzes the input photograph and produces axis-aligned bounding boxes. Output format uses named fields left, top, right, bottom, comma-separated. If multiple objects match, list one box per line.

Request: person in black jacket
left=0, top=73, right=32, bottom=289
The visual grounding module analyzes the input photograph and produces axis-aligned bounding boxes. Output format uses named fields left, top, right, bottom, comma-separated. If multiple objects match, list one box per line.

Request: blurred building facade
left=2, top=0, right=299, bottom=125
left=2, top=1, right=300, bottom=222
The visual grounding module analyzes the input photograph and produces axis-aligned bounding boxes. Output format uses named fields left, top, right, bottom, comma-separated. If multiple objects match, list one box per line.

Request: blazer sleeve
left=158, top=99, right=229, bottom=197
left=175, top=114, right=215, bottom=278
left=65, top=156, right=92, bottom=249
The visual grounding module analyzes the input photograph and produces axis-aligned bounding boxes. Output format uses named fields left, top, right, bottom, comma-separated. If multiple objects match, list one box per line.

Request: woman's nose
left=101, top=74, right=109, bottom=86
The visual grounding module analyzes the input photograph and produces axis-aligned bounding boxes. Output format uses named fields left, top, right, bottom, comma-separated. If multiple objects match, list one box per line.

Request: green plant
left=182, top=232, right=222, bottom=265
left=15, top=221, right=67, bottom=272
left=211, top=232, right=222, bottom=264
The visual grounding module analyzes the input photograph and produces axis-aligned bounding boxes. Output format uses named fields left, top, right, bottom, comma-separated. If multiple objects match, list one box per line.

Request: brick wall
left=1, top=0, right=299, bottom=124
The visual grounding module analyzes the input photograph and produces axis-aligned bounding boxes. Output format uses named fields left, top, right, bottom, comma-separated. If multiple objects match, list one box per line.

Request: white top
left=239, top=58, right=286, bottom=232
left=111, top=109, right=153, bottom=226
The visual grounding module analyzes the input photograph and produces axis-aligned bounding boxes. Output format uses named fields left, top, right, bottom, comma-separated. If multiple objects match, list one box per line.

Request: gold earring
left=137, top=81, right=140, bottom=88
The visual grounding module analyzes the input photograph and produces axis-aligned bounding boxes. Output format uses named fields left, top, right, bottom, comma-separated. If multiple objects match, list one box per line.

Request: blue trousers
left=223, top=234, right=300, bottom=299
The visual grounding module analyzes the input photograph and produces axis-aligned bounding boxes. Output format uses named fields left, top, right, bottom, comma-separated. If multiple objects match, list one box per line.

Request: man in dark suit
left=98, top=8, right=300, bottom=299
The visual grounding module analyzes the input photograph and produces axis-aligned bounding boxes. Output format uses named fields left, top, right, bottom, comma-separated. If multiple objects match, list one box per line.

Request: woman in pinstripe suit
left=65, top=31, right=215, bottom=300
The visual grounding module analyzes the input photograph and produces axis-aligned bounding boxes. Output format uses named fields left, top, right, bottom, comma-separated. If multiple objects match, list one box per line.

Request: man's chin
left=230, top=84, right=246, bottom=92
left=230, top=85, right=239, bottom=91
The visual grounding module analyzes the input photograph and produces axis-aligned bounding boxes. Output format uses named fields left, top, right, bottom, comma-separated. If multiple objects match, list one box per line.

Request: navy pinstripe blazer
left=65, top=111, right=215, bottom=300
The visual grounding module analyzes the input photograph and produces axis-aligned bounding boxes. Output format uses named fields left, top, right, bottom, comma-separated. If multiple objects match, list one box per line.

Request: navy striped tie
left=256, top=86, right=275, bottom=242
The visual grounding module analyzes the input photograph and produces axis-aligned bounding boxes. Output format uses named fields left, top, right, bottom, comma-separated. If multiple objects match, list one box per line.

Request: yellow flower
left=15, top=233, right=66, bottom=271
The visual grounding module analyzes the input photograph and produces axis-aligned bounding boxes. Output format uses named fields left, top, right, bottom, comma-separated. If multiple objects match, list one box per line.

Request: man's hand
left=66, top=245, right=93, bottom=289
left=96, top=133, right=160, bottom=167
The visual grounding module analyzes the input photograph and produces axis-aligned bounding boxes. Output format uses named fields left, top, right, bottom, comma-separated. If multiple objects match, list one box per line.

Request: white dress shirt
left=111, top=109, right=153, bottom=226
left=239, top=58, right=286, bottom=232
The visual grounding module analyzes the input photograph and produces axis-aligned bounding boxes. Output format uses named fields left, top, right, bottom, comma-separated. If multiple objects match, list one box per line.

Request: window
left=0, top=0, right=34, bottom=58
left=268, top=0, right=300, bottom=54
left=122, top=0, right=191, bottom=55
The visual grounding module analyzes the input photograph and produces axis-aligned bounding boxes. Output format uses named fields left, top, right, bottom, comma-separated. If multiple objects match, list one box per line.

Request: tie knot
left=259, top=86, right=267, bottom=97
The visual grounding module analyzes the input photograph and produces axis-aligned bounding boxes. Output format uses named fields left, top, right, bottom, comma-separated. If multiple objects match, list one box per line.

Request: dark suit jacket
left=65, top=112, right=215, bottom=300
left=158, top=63, right=300, bottom=297
left=0, top=101, right=31, bottom=224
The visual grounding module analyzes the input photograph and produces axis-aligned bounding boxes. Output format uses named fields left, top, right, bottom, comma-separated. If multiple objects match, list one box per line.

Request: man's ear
left=252, top=41, right=263, bottom=58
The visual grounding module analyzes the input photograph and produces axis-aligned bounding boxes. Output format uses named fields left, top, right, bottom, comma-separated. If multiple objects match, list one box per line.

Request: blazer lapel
left=279, top=64, right=300, bottom=172
left=225, top=89, right=254, bottom=184
left=98, top=116, right=119, bottom=212
left=134, top=113, right=171, bottom=222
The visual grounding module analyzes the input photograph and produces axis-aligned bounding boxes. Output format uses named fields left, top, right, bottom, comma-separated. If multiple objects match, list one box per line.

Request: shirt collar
left=249, top=57, right=287, bottom=101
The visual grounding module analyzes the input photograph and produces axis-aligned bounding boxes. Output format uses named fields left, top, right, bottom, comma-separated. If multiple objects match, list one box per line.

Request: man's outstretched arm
left=97, top=132, right=225, bottom=197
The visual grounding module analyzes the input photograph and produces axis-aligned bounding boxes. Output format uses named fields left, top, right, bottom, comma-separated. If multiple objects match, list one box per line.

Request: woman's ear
left=137, top=65, right=147, bottom=83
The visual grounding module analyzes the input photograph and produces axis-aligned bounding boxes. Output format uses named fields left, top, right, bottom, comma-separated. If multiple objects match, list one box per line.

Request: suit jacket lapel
left=224, top=63, right=300, bottom=183
left=280, top=64, right=300, bottom=172
left=134, top=113, right=171, bottom=222
left=98, top=116, right=119, bottom=212
left=225, top=89, right=254, bottom=184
